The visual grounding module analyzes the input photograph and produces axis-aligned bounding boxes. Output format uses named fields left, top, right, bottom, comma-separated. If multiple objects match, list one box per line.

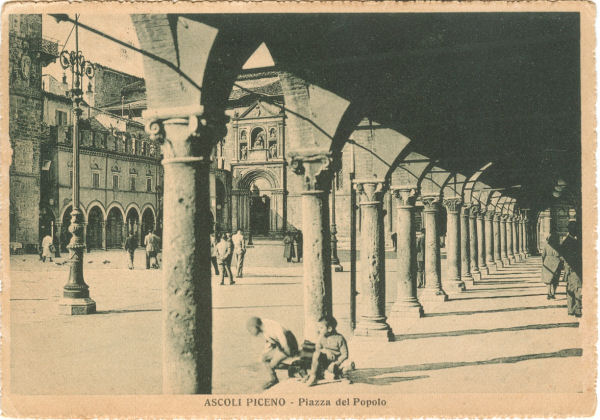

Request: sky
left=42, top=14, right=274, bottom=82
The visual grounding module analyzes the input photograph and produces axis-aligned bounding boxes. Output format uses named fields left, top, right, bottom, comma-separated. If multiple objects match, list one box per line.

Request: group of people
left=283, top=230, right=303, bottom=263
left=124, top=229, right=161, bottom=270
left=211, top=229, right=246, bottom=285
left=247, top=315, right=353, bottom=390
left=541, top=221, right=582, bottom=317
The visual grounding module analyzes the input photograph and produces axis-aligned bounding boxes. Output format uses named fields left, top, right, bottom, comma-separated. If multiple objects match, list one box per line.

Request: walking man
left=232, top=229, right=247, bottom=278
left=210, top=233, right=220, bottom=275
left=216, top=233, right=235, bottom=285
left=561, top=221, right=582, bottom=317
left=124, top=231, right=137, bottom=269
left=144, top=229, right=160, bottom=269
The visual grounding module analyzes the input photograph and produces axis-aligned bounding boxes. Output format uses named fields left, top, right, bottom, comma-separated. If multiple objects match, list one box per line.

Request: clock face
left=20, top=55, right=31, bottom=80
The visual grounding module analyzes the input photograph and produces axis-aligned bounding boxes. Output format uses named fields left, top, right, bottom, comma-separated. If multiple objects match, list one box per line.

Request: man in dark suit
left=416, top=228, right=425, bottom=288
left=561, top=221, right=582, bottom=317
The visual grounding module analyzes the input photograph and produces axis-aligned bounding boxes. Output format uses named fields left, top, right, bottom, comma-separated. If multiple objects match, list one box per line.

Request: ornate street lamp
left=58, top=14, right=96, bottom=314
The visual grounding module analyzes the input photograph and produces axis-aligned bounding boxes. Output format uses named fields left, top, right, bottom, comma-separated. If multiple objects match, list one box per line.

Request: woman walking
left=541, top=231, right=562, bottom=299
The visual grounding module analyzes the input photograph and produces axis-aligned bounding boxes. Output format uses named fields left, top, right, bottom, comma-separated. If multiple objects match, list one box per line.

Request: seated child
left=305, top=315, right=353, bottom=386
left=247, top=316, right=299, bottom=390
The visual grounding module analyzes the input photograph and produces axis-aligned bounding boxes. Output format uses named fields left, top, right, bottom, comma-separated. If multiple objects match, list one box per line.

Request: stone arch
left=87, top=205, right=105, bottom=249
left=105, top=201, right=126, bottom=221
left=60, top=203, right=87, bottom=223
left=462, top=162, right=493, bottom=205
left=141, top=204, right=157, bottom=237
left=86, top=200, right=107, bottom=221
left=236, top=168, right=280, bottom=190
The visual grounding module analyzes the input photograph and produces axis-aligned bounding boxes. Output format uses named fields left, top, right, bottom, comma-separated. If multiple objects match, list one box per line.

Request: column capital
left=442, top=197, right=462, bottom=213
left=422, top=195, right=440, bottom=212
left=354, top=179, right=387, bottom=204
left=288, top=150, right=333, bottom=192
left=468, top=204, right=480, bottom=217
left=484, top=209, right=495, bottom=221
left=391, top=187, right=418, bottom=207
left=144, top=105, right=229, bottom=162
left=493, top=212, right=502, bottom=221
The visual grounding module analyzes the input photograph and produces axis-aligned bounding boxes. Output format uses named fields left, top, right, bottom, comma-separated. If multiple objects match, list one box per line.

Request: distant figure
left=41, top=234, right=54, bottom=263
left=144, top=230, right=160, bottom=269
left=283, top=232, right=295, bottom=263
left=247, top=316, right=299, bottom=390
left=304, top=316, right=353, bottom=387
left=124, top=232, right=137, bottom=270
left=210, top=234, right=220, bottom=275
left=391, top=232, right=398, bottom=252
left=216, top=233, right=235, bottom=285
left=416, top=228, right=425, bottom=288
left=232, top=229, right=247, bottom=278
left=561, top=221, right=582, bottom=317
left=293, top=230, right=303, bottom=263
left=541, top=231, right=562, bottom=299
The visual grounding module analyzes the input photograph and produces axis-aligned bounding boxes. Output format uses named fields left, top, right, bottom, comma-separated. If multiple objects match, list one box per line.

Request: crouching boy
left=305, top=315, right=354, bottom=386
left=247, top=316, right=299, bottom=390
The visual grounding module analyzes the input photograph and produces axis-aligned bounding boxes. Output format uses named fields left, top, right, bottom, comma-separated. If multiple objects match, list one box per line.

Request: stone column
left=520, top=217, right=527, bottom=259
left=460, top=205, right=473, bottom=285
left=524, top=215, right=530, bottom=256
left=443, top=198, right=465, bottom=292
left=101, top=221, right=107, bottom=250
left=493, top=213, right=502, bottom=268
left=512, top=216, right=520, bottom=262
left=420, top=196, right=448, bottom=302
left=146, top=110, right=228, bottom=394
left=289, top=153, right=334, bottom=343
left=507, top=216, right=516, bottom=263
left=352, top=180, right=394, bottom=340
left=484, top=210, right=495, bottom=272
left=469, top=205, right=480, bottom=281
left=330, top=173, right=343, bottom=272
left=500, top=215, right=509, bottom=265
left=389, top=188, right=423, bottom=322
left=476, top=209, right=488, bottom=275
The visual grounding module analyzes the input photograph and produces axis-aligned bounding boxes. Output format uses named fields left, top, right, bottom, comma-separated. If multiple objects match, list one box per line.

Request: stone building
left=8, top=14, right=58, bottom=252
left=40, top=73, right=163, bottom=251
left=8, top=14, right=162, bottom=253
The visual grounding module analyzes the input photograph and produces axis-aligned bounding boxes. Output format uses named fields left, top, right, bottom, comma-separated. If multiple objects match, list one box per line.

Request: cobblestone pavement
left=7, top=243, right=582, bottom=395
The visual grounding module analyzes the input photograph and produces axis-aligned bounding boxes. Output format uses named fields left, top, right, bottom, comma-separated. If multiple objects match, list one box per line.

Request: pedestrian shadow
left=452, top=293, right=548, bottom=301
left=393, top=321, right=578, bottom=341
left=425, top=304, right=568, bottom=317
left=474, top=280, right=533, bottom=284
left=95, top=308, right=161, bottom=314
left=348, top=348, right=582, bottom=386
left=465, top=285, right=545, bottom=292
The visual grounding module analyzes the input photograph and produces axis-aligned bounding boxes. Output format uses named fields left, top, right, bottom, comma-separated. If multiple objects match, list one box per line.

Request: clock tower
left=8, top=14, right=57, bottom=250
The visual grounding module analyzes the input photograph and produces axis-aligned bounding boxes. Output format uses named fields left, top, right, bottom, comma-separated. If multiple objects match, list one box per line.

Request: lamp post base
left=59, top=297, right=96, bottom=315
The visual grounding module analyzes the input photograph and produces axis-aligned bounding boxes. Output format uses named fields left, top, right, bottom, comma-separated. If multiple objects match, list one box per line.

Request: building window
left=56, top=110, right=67, bottom=126
left=130, top=177, right=136, bottom=192
left=113, top=174, right=119, bottom=190
left=69, top=170, right=73, bottom=187
left=146, top=178, right=152, bottom=192
left=92, top=172, right=100, bottom=188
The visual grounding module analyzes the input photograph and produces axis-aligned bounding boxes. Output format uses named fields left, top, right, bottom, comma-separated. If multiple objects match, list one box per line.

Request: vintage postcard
left=0, top=0, right=596, bottom=418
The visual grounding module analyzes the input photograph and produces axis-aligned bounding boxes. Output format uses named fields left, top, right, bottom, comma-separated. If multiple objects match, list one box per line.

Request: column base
left=59, top=297, right=96, bottom=315
left=445, top=279, right=466, bottom=293
left=354, top=319, right=394, bottom=341
left=495, top=260, right=504, bottom=269
left=419, top=288, right=448, bottom=302
left=332, top=263, right=344, bottom=272
left=462, top=274, right=474, bottom=288
left=502, top=258, right=510, bottom=266
left=480, top=265, right=490, bottom=276
left=470, top=269, right=481, bottom=283
left=486, top=261, right=497, bottom=273
left=389, top=300, right=424, bottom=319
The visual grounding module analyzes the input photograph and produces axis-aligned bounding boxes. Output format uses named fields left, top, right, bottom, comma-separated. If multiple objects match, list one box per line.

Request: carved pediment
left=238, top=101, right=281, bottom=120
left=111, top=164, right=121, bottom=172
